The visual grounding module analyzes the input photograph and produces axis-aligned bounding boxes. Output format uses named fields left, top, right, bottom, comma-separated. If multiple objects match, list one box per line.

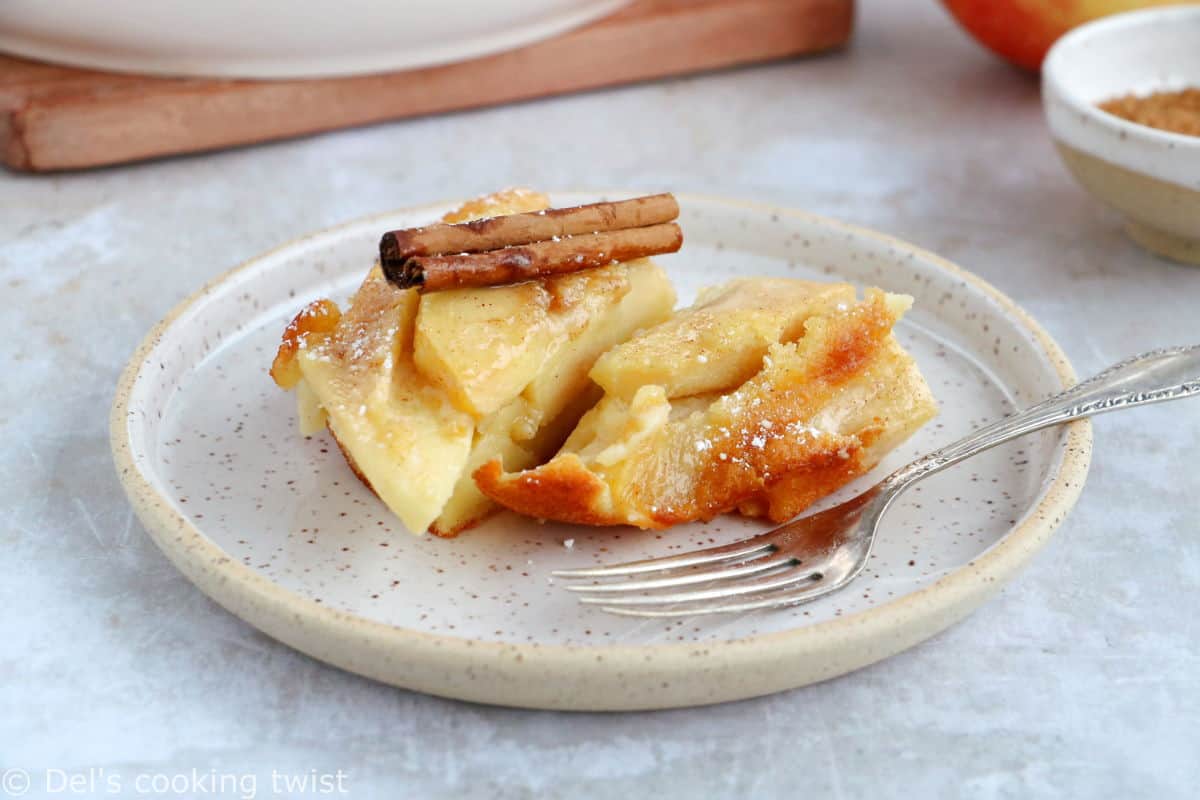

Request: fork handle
left=887, top=345, right=1200, bottom=489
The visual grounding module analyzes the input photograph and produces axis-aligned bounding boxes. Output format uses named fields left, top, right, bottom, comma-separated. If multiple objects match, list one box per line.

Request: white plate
left=0, top=0, right=628, bottom=79
left=111, top=193, right=1091, bottom=710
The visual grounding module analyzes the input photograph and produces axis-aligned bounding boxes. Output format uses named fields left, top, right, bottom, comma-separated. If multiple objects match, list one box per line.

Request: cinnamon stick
left=380, top=193, right=679, bottom=266
left=385, top=223, right=682, bottom=292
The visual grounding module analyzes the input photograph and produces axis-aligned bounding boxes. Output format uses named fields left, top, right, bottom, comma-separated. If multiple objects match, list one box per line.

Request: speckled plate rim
left=110, top=193, right=1093, bottom=711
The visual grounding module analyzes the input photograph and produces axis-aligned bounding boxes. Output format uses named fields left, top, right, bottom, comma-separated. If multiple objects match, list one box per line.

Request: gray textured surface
left=3, top=1, right=1199, bottom=797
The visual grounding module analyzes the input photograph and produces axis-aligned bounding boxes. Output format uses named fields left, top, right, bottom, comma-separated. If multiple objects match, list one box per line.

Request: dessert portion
left=475, top=279, right=937, bottom=529
left=271, top=188, right=938, bottom=537
left=270, top=189, right=677, bottom=535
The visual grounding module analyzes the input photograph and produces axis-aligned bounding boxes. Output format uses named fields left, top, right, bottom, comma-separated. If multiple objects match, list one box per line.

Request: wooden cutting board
left=0, top=0, right=852, bottom=172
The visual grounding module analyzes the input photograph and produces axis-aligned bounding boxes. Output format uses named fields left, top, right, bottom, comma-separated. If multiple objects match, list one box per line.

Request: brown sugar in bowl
left=1099, top=88, right=1200, bottom=138
left=1043, top=7, right=1200, bottom=265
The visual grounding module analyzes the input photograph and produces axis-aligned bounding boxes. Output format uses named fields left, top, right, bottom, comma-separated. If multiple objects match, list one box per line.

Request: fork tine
left=598, top=574, right=844, bottom=617
left=551, top=541, right=775, bottom=578
left=576, top=566, right=820, bottom=607
left=563, top=556, right=796, bottom=593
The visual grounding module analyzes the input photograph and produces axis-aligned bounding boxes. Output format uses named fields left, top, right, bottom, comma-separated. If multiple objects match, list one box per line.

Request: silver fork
left=553, top=346, right=1200, bottom=618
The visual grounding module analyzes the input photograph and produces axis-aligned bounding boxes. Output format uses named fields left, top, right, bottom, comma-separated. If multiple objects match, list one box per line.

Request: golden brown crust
left=269, top=298, right=342, bottom=389
left=474, top=426, right=875, bottom=530
left=427, top=507, right=499, bottom=539
left=671, top=302, right=895, bottom=524
left=473, top=421, right=870, bottom=531
left=660, top=431, right=866, bottom=528
left=810, top=293, right=894, bottom=383
left=748, top=425, right=882, bottom=523
left=473, top=457, right=619, bottom=527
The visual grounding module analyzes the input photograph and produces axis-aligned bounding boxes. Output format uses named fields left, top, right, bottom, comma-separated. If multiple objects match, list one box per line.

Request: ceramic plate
left=111, top=193, right=1091, bottom=710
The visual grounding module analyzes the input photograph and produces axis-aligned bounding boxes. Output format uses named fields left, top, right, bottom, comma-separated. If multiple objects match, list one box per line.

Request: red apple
left=941, top=0, right=1190, bottom=71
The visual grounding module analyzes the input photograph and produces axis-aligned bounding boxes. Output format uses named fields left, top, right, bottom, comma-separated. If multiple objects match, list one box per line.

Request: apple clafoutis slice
left=475, top=282, right=938, bottom=529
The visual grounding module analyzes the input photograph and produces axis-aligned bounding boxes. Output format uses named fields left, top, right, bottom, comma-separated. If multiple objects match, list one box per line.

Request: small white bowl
left=1043, top=6, right=1200, bottom=266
